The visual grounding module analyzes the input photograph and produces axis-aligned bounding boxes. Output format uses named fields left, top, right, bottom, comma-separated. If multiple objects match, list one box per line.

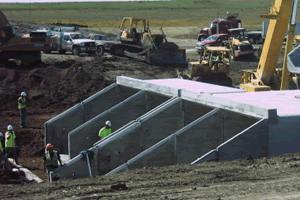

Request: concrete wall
left=45, top=84, right=139, bottom=154
left=68, top=91, right=170, bottom=158
left=192, top=118, right=268, bottom=164
left=51, top=148, right=98, bottom=180
left=269, top=116, right=300, bottom=156
left=107, top=108, right=261, bottom=175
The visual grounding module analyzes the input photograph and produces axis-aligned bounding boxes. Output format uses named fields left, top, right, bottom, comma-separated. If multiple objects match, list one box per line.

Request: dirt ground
left=0, top=22, right=295, bottom=199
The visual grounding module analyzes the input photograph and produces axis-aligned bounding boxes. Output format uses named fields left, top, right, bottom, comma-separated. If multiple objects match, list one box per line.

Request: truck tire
left=97, top=46, right=104, bottom=56
left=59, top=50, right=66, bottom=54
left=72, top=46, right=81, bottom=56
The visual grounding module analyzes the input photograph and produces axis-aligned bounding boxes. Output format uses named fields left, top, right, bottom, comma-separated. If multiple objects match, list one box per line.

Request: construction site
left=1, top=0, right=300, bottom=199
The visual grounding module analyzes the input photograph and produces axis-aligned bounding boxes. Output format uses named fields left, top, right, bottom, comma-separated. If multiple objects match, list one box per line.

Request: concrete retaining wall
left=45, top=84, right=139, bottom=153
left=68, top=91, right=170, bottom=158
left=191, top=118, right=268, bottom=164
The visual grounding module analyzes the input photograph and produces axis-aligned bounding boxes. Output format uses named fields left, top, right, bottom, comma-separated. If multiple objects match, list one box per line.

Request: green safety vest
left=5, top=131, right=16, bottom=148
left=45, top=150, right=59, bottom=167
left=18, top=97, right=26, bottom=109
left=99, top=127, right=112, bottom=138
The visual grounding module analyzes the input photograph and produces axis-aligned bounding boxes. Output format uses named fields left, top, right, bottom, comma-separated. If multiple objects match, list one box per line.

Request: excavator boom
left=0, top=10, right=10, bottom=25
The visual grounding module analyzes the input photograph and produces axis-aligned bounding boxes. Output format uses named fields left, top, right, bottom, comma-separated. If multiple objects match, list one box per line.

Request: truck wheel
left=59, top=50, right=66, bottom=54
left=97, top=46, right=104, bottom=55
left=72, top=46, right=81, bottom=56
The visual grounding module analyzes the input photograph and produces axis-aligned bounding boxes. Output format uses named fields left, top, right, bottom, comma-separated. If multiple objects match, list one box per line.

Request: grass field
left=1, top=0, right=298, bottom=38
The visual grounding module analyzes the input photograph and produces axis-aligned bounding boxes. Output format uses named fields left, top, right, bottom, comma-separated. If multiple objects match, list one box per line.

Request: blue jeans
left=19, top=108, right=26, bottom=127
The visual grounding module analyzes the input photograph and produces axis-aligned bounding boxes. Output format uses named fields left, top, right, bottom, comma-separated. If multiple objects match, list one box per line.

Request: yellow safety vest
left=0, top=142, right=3, bottom=153
left=99, top=127, right=112, bottom=138
left=5, top=131, right=16, bottom=148
left=45, top=150, right=59, bottom=167
left=18, top=97, right=26, bottom=109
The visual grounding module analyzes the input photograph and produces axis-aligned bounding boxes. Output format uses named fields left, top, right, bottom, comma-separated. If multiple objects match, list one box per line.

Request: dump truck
left=177, top=46, right=232, bottom=86
left=109, top=17, right=186, bottom=65
left=0, top=10, right=57, bottom=66
left=197, top=12, right=242, bottom=41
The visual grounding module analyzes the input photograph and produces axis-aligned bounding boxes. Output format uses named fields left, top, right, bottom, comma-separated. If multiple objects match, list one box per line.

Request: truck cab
left=198, top=13, right=242, bottom=41
left=60, top=32, right=96, bottom=55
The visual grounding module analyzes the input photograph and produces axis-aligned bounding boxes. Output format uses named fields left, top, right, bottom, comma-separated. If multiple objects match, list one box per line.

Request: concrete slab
left=214, top=90, right=300, bottom=116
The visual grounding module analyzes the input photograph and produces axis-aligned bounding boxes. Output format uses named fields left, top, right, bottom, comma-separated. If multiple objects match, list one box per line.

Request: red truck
left=197, top=12, right=242, bottom=41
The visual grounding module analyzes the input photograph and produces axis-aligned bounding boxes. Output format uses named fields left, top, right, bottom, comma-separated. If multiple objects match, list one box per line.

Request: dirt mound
left=0, top=169, right=32, bottom=184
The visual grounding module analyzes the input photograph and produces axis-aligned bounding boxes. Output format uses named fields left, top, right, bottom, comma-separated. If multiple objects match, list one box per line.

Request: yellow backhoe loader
left=240, top=0, right=300, bottom=92
left=109, top=17, right=186, bottom=66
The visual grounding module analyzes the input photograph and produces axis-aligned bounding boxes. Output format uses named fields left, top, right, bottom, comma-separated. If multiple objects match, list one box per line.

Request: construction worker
left=0, top=132, right=8, bottom=169
left=43, top=143, right=63, bottom=180
left=98, top=121, right=112, bottom=139
left=18, top=92, right=27, bottom=128
left=5, top=125, right=19, bottom=165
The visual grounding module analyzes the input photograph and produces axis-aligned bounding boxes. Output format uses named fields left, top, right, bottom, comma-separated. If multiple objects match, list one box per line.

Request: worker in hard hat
left=98, top=121, right=112, bottom=139
left=18, top=92, right=27, bottom=128
left=0, top=132, right=8, bottom=169
left=5, top=125, right=19, bottom=165
left=43, top=143, right=63, bottom=180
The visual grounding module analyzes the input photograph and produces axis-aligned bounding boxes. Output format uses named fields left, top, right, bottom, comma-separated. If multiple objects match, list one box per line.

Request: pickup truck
left=87, top=34, right=117, bottom=55
left=51, top=32, right=97, bottom=55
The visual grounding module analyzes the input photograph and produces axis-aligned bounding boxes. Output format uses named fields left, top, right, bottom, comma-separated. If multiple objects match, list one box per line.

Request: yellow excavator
left=240, top=0, right=300, bottom=92
left=109, top=17, right=186, bottom=66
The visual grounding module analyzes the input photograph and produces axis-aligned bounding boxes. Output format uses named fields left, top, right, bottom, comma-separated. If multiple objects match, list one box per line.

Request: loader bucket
left=147, top=42, right=187, bottom=66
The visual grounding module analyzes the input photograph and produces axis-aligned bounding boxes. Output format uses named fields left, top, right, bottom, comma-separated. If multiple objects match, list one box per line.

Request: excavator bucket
left=146, top=42, right=187, bottom=66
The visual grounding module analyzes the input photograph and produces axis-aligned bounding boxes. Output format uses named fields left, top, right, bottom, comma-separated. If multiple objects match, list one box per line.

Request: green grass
left=1, top=0, right=298, bottom=30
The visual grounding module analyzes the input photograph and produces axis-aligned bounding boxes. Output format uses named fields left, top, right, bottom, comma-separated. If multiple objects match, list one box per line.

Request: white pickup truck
left=51, top=32, right=97, bottom=55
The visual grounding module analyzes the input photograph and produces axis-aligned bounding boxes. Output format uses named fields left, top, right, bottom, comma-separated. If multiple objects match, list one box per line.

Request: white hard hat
left=105, top=121, right=111, bottom=127
left=7, top=125, right=13, bottom=130
left=21, top=92, right=27, bottom=97
left=0, top=132, right=3, bottom=137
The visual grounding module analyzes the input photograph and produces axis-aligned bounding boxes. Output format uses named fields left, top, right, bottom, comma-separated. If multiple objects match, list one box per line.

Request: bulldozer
left=225, top=28, right=254, bottom=61
left=0, top=10, right=57, bottom=66
left=109, top=17, right=187, bottom=66
left=177, top=46, right=232, bottom=86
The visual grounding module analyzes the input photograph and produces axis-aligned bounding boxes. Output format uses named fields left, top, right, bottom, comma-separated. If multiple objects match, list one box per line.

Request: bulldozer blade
left=147, top=48, right=187, bottom=66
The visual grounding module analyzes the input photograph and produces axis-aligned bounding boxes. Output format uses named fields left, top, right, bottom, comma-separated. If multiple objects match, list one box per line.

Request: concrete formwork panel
left=68, top=91, right=170, bottom=158
left=269, top=116, right=300, bottom=156
left=217, top=118, right=268, bottom=160
left=127, top=135, right=176, bottom=169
